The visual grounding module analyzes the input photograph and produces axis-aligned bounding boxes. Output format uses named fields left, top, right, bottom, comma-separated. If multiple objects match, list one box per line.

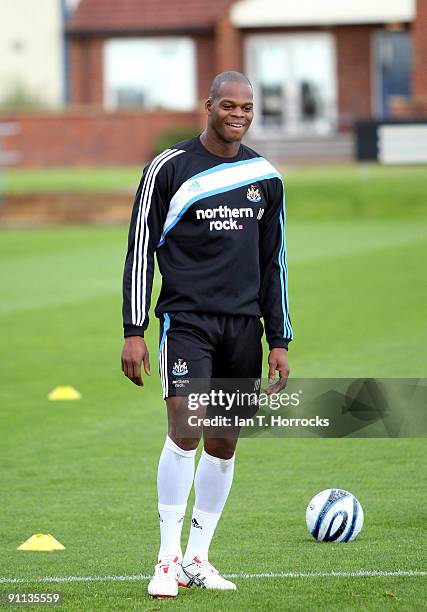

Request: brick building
left=63, top=0, right=426, bottom=163
left=2, top=0, right=426, bottom=166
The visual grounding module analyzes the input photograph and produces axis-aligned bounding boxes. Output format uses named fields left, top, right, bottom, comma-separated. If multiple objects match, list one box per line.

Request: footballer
left=121, top=71, right=292, bottom=598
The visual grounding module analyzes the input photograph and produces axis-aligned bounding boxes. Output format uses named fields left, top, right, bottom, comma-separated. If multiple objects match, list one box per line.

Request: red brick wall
left=68, top=39, right=84, bottom=105
left=335, top=26, right=373, bottom=128
left=194, top=34, right=216, bottom=100
left=214, top=11, right=243, bottom=74
left=1, top=110, right=199, bottom=167
left=69, top=37, right=104, bottom=105
left=413, top=0, right=427, bottom=98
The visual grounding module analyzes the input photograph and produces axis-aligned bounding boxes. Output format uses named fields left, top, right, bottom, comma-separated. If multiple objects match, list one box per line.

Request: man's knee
left=204, top=437, right=238, bottom=460
left=167, top=432, right=200, bottom=452
left=166, top=396, right=204, bottom=443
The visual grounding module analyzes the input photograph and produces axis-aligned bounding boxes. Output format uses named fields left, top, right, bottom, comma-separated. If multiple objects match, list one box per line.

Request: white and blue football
left=306, top=489, right=364, bottom=542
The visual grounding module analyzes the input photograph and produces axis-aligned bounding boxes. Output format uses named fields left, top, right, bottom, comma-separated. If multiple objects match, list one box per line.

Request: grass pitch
left=0, top=165, right=426, bottom=610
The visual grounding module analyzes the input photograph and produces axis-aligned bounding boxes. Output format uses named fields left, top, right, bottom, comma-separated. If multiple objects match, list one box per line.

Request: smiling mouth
left=225, top=122, right=245, bottom=128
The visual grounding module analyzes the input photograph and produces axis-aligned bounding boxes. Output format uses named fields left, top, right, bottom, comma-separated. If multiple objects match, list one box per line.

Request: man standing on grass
left=121, top=71, right=292, bottom=598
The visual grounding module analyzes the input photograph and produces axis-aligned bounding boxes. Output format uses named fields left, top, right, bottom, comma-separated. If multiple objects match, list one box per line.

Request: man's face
left=206, top=81, right=254, bottom=144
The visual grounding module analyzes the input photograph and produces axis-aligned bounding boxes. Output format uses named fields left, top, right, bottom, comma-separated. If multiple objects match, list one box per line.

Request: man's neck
left=199, top=130, right=241, bottom=158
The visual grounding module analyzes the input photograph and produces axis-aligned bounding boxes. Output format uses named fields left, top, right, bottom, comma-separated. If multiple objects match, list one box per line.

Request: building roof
left=231, top=0, right=415, bottom=28
left=67, top=0, right=235, bottom=34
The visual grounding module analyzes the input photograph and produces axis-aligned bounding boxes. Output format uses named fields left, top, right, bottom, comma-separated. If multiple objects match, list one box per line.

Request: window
left=104, top=38, right=196, bottom=111
left=246, top=34, right=337, bottom=135
left=374, top=31, right=411, bottom=118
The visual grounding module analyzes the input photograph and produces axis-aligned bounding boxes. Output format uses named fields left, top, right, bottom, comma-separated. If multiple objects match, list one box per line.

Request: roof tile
left=67, top=0, right=235, bottom=32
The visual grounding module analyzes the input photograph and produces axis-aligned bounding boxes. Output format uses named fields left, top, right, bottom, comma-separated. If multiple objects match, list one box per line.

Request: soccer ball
left=306, top=488, right=364, bottom=542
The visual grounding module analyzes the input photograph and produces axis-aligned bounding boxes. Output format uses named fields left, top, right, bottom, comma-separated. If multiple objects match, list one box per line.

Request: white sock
left=157, top=436, right=196, bottom=560
left=183, top=449, right=235, bottom=563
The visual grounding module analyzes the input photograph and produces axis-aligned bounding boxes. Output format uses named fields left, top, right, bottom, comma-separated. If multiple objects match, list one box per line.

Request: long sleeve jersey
left=122, top=136, right=293, bottom=350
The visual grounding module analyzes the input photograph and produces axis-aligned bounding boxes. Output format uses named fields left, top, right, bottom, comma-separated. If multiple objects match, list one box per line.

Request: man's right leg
left=148, top=397, right=203, bottom=599
left=149, top=311, right=212, bottom=598
left=157, top=398, right=202, bottom=562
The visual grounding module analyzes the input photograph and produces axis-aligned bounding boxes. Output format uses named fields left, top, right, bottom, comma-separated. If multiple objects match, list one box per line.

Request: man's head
left=205, top=71, right=254, bottom=144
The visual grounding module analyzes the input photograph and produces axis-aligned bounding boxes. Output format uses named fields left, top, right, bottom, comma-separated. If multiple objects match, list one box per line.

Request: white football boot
left=147, top=555, right=180, bottom=598
left=178, top=556, right=236, bottom=590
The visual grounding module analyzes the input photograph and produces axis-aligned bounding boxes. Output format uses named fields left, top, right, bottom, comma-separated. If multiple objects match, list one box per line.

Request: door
left=374, top=31, right=412, bottom=118
left=246, top=33, right=337, bottom=136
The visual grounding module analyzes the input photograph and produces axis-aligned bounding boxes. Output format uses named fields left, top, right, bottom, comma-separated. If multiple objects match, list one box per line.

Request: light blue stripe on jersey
left=158, top=171, right=280, bottom=246
left=158, top=312, right=170, bottom=360
left=279, top=212, right=287, bottom=338
left=188, top=156, right=265, bottom=181
left=279, top=189, right=293, bottom=339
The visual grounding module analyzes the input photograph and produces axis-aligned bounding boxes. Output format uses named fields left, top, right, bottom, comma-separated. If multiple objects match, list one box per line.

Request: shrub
left=153, top=127, right=200, bottom=156
left=0, top=83, right=48, bottom=111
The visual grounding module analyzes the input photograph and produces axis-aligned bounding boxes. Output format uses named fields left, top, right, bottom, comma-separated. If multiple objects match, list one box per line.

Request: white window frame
left=103, top=37, right=197, bottom=111
left=245, top=32, right=338, bottom=138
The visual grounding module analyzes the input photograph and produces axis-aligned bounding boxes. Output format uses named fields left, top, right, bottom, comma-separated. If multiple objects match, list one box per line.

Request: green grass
left=286, top=164, right=427, bottom=219
left=3, top=167, right=141, bottom=195
left=3, top=164, right=427, bottom=220
left=0, top=167, right=426, bottom=610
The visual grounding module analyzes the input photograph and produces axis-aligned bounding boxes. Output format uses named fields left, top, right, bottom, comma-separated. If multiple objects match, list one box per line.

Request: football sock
left=183, top=449, right=235, bottom=563
left=157, top=436, right=196, bottom=560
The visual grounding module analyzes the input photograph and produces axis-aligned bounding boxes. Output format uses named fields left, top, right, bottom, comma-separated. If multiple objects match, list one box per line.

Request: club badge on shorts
left=172, top=358, right=188, bottom=377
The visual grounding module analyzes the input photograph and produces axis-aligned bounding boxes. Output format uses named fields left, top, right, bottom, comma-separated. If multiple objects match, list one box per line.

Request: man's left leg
left=183, top=436, right=236, bottom=565
left=179, top=435, right=238, bottom=589
left=180, top=315, right=263, bottom=590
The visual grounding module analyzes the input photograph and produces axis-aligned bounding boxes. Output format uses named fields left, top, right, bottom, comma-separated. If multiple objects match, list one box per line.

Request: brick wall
left=215, top=11, right=242, bottom=74
left=69, top=37, right=104, bottom=105
left=413, top=0, right=427, bottom=99
left=1, top=110, right=199, bottom=167
left=194, top=34, right=216, bottom=101
left=335, top=26, right=373, bottom=128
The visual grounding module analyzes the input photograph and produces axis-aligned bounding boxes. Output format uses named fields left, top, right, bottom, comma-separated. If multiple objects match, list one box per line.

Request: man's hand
left=121, top=336, right=151, bottom=387
left=266, top=348, right=290, bottom=395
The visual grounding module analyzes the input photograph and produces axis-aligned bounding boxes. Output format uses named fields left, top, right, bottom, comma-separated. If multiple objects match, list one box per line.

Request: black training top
left=122, top=136, right=293, bottom=350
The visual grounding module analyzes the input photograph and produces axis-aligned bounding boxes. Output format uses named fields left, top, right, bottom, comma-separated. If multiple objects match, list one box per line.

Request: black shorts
left=158, top=312, right=263, bottom=410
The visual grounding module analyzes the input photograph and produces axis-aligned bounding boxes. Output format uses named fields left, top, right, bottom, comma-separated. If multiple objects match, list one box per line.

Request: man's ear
left=205, top=98, right=213, bottom=115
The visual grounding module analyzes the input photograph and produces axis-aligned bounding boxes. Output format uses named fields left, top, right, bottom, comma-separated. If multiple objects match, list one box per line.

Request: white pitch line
left=226, top=570, right=427, bottom=579
left=0, top=570, right=425, bottom=585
